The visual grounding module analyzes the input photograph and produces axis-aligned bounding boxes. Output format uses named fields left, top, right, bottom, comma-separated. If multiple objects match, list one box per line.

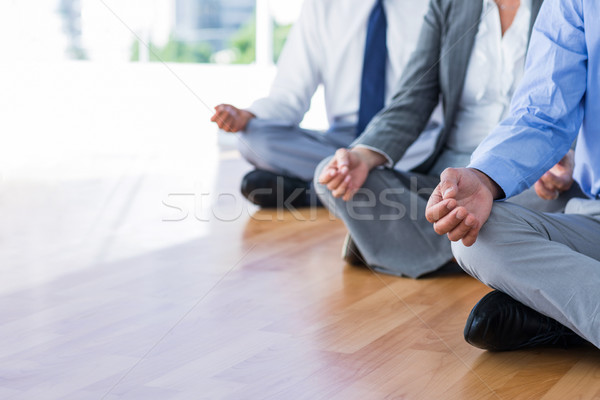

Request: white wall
left=1, top=62, right=326, bottom=179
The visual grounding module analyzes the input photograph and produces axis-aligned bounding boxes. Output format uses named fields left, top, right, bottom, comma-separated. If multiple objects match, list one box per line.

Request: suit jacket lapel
left=417, top=0, right=542, bottom=173
left=442, top=0, right=482, bottom=141
left=445, top=0, right=542, bottom=121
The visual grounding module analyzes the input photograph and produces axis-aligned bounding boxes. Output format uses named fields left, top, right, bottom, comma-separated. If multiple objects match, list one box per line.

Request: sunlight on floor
left=0, top=61, right=325, bottom=295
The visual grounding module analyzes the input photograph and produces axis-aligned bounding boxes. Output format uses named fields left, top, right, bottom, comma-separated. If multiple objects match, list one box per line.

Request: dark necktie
left=356, top=0, right=388, bottom=136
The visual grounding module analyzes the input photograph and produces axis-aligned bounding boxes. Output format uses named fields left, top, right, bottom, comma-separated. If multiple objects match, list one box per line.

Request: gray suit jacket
left=354, top=0, right=543, bottom=173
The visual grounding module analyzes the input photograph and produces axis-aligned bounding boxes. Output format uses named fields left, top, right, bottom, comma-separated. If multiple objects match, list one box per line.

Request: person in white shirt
left=211, top=0, right=438, bottom=208
left=317, top=0, right=581, bottom=278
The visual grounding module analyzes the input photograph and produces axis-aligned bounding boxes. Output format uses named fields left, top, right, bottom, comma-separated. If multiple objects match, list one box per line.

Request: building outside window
left=1, top=0, right=300, bottom=64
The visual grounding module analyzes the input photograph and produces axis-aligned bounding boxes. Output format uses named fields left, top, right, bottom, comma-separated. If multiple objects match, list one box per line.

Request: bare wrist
left=240, top=110, right=256, bottom=129
left=350, top=147, right=386, bottom=170
left=471, top=168, right=504, bottom=199
left=241, top=110, right=256, bottom=119
left=240, top=110, right=256, bottom=121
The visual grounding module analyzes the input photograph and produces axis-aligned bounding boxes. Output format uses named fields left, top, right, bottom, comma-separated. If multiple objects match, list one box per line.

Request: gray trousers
left=314, top=148, right=582, bottom=278
left=237, top=119, right=356, bottom=181
left=237, top=118, right=442, bottom=182
left=452, top=198, right=600, bottom=348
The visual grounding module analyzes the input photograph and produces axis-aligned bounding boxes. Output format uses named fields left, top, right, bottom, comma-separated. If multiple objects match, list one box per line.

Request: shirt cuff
left=352, top=144, right=394, bottom=168
left=468, top=154, right=531, bottom=200
left=244, top=104, right=266, bottom=120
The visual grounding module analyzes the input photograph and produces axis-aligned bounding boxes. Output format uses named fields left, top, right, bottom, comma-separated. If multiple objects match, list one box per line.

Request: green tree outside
left=131, top=37, right=213, bottom=63
left=130, top=17, right=291, bottom=64
left=229, top=17, right=291, bottom=64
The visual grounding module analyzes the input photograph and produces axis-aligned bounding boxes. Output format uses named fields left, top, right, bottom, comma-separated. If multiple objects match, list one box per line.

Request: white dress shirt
left=246, top=0, right=430, bottom=127
left=446, top=0, right=531, bottom=154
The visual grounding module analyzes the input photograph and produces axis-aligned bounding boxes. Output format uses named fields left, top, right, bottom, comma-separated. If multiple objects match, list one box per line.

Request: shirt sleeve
left=469, top=0, right=587, bottom=198
left=245, top=0, right=322, bottom=125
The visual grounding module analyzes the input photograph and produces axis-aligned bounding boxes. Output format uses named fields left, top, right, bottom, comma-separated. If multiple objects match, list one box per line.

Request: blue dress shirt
left=468, top=0, right=600, bottom=199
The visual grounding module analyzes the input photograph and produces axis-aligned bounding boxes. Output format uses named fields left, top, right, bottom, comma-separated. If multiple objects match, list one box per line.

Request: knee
left=314, top=156, right=336, bottom=205
left=236, top=124, right=271, bottom=166
left=451, top=203, right=522, bottom=286
left=236, top=126, right=257, bottom=158
left=313, top=157, right=333, bottom=188
left=451, top=239, right=490, bottom=283
left=236, top=131, right=255, bottom=163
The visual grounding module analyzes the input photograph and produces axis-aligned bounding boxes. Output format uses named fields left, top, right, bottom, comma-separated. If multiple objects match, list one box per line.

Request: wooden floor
left=2, top=149, right=600, bottom=400
left=2, top=63, right=600, bottom=399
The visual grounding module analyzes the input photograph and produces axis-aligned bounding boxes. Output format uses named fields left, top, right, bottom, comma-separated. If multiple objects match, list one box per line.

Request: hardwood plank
left=3, top=132, right=600, bottom=399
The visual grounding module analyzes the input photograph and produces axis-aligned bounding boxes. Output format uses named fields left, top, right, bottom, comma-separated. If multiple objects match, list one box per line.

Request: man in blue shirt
left=425, top=0, right=600, bottom=351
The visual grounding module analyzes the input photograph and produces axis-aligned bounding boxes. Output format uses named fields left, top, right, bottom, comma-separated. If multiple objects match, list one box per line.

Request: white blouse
left=446, top=0, right=532, bottom=154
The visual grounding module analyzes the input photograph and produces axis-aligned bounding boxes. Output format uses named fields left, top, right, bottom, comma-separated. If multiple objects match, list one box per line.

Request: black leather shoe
left=341, top=234, right=367, bottom=266
left=241, top=169, right=314, bottom=208
left=464, top=290, right=588, bottom=351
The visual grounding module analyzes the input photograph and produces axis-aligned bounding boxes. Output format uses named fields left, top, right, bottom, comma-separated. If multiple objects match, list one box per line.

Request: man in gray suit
left=316, top=0, right=580, bottom=278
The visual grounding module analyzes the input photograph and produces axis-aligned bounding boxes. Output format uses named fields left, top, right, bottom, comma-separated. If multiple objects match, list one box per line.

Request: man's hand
left=318, top=147, right=386, bottom=201
left=425, top=168, right=502, bottom=247
left=210, top=104, right=255, bottom=132
left=534, top=149, right=574, bottom=200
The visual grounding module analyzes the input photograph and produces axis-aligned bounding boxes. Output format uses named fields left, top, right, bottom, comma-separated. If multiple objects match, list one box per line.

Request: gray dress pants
left=314, top=147, right=582, bottom=278
left=237, top=119, right=356, bottom=181
left=237, top=118, right=441, bottom=182
left=453, top=198, right=600, bottom=348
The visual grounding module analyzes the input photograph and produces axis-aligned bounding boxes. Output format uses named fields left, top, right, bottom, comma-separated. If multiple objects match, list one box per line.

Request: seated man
left=426, top=0, right=599, bottom=350
left=211, top=0, right=439, bottom=208
left=316, top=0, right=579, bottom=278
